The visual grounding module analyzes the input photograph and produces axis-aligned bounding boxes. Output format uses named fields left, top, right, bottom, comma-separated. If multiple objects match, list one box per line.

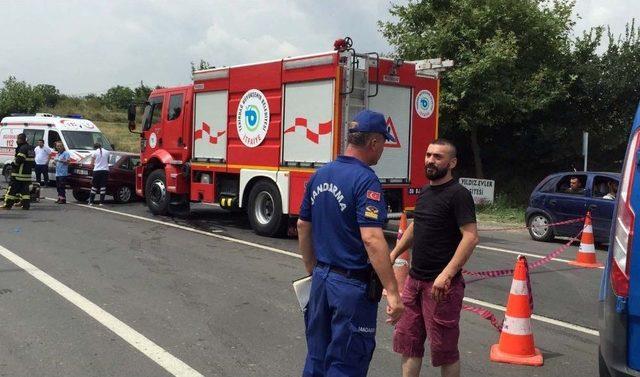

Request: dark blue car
left=599, top=104, right=640, bottom=376
left=525, top=171, right=620, bottom=243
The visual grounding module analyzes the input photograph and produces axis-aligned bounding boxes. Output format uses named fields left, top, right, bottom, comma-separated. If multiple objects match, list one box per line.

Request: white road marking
left=0, top=245, right=204, bottom=377
left=45, top=198, right=600, bottom=337
left=476, top=245, right=605, bottom=270
left=44, top=198, right=301, bottom=259
left=463, top=297, right=599, bottom=336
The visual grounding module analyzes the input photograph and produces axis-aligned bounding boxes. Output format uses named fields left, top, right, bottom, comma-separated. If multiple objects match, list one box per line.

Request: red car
left=67, top=152, right=140, bottom=203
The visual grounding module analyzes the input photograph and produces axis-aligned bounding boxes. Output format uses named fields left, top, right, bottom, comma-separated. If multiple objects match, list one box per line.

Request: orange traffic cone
left=568, top=211, right=603, bottom=268
left=393, top=212, right=410, bottom=292
left=490, top=256, right=543, bottom=366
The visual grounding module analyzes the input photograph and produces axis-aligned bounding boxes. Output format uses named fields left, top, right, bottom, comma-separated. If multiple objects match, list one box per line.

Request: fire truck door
left=368, top=85, right=411, bottom=182
left=163, top=92, right=186, bottom=153
left=143, top=96, right=164, bottom=153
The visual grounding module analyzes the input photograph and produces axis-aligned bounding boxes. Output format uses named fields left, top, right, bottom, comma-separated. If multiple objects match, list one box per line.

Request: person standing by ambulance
left=298, top=109, right=404, bottom=377
left=1, top=133, right=35, bottom=210
left=53, top=142, right=70, bottom=204
left=34, top=139, right=53, bottom=186
left=88, top=142, right=110, bottom=206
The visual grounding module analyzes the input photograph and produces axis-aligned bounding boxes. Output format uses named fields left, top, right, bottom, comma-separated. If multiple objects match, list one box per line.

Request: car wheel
left=527, top=213, right=555, bottom=242
left=114, top=185, right=133, bottom=203
left=72, top=190, right=90, bottom=203
left=3, top=165, right=12, bottom=183
left=247, top=180, right=287, bottom=237
left=145, top=169, right=170, bottom=215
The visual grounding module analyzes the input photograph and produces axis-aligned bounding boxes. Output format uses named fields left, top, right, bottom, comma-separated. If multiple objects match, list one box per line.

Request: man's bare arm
left=389, top=222, right=414, bottom=263
left=297, top=219, right=316, bottom=275
left=431, top=222, right=479, bottom=301
left=442, top=222, right=479, bottom=277
left=361, top=227, right=404, bottom=324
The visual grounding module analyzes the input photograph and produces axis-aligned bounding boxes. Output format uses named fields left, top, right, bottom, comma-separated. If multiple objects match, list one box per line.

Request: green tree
left=134, top=81, right=152, bottom=102
left=102, top=85, right=135, bottom=110
left=0, top=76, right=42, bottom=118
left=191, top=59, right=214, bottom=73
left=589, top=22, right=640, bottom=168
left=380, top=0, right=575, bottom=179
left=538, top=21, right=640, bottom=173
left=33, top=83, right=60, bottom=108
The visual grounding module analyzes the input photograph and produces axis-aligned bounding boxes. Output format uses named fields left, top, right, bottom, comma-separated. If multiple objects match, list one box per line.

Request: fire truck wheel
left=146, top=169, right=170, bottom=215
left=247, top=180, right=288, bottom=237
left=72, top=190, right=90, bottom=203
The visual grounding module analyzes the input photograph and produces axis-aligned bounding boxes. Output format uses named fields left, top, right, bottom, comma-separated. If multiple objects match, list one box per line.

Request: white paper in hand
left=293, top=275, right=312, bottom=312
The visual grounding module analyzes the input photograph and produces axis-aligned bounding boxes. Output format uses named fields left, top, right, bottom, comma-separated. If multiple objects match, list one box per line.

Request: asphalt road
left=0, top=187, right=604, bottom=376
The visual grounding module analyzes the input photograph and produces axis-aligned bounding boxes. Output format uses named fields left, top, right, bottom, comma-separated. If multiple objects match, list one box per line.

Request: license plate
left=75, top=169, right=89, bottom=176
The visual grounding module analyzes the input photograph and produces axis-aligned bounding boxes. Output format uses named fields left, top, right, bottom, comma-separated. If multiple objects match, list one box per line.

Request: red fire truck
left=127, top=39, right=444, bottom=236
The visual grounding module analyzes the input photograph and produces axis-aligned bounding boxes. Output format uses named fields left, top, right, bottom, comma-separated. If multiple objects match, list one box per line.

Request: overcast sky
left=0, top=0, right=637, bottom=95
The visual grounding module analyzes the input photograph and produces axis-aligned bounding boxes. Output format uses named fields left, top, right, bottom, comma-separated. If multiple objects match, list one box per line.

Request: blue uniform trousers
left=303, top=264, right=378, bottom=377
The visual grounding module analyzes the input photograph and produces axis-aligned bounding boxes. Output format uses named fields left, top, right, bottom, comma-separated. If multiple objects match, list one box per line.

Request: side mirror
left=127, top=103, right=137, bottom=131
left=111, top=144, right=116, bottom=150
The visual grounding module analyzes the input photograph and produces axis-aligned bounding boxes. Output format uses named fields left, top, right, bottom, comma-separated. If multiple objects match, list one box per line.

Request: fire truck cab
left=129, top=40, right=443, bottom=237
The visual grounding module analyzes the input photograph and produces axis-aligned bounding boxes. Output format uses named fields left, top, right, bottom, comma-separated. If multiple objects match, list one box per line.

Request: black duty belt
left=317, top=261, right=370, bottom=283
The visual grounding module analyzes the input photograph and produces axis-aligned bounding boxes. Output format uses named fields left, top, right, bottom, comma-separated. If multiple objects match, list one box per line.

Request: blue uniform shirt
left=299, top=155, right=388, bottom=270
left=55, top=151, right=70, bottom=177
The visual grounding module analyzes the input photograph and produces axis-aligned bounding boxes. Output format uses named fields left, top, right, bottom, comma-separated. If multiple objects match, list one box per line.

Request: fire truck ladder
left=340, top=50, right=380, bottom=153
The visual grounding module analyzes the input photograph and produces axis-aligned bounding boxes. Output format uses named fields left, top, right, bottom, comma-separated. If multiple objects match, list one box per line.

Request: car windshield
left=61, top=131, right=113, bottom=151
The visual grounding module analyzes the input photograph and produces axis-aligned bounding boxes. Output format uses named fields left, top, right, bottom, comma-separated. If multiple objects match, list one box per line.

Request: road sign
left=459, top=177, right=495, bottom=205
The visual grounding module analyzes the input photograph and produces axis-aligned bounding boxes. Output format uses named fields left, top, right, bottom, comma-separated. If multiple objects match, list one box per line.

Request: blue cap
left=349, top=110, right=395, bottom=142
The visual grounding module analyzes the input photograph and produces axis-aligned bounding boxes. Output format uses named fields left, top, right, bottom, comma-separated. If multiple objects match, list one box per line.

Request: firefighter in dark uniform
left=298, top=110, right=404, bottom=377
left=1, top=134, right=35, bottom=210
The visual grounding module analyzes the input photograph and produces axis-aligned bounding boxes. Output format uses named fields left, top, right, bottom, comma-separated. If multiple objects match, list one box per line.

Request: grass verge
left=475, top=194, right=526, bottom=225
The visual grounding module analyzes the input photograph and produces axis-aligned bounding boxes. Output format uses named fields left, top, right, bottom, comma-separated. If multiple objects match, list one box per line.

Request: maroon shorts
left=392, top=274, right=465, bottom=367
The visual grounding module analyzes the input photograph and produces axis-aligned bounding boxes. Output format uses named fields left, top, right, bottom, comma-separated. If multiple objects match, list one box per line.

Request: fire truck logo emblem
left=415, top=90, right=435, bottom=119
left=149, top=132, right=157, bottom=149
left=237, top=89, right=270, bottom=148
left=284, top=118, right=332, bottom=144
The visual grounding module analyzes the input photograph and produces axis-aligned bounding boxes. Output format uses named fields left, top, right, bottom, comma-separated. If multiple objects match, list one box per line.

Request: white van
left=0, top=113, right=113, bottom=182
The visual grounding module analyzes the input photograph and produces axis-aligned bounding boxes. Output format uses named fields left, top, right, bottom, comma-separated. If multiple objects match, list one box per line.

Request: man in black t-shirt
left=390, top=139, right=479, bottom=377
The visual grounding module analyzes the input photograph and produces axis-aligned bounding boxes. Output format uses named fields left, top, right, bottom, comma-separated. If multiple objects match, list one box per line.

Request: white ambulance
left=0, top=113, right=114, bottom=182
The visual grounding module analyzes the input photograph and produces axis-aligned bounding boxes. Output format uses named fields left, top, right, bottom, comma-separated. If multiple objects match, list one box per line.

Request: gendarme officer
left=298, top=109, right=404, bottom=377
left=2, top=133, right=35, bottom=210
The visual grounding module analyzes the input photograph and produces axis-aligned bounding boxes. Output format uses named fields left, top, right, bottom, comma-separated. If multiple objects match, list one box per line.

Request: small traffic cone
left=393, top=212, right=410, bottom=291
left=568, top=211, right=603, bottom=268
left=490, top=256, right=543, bottom=366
